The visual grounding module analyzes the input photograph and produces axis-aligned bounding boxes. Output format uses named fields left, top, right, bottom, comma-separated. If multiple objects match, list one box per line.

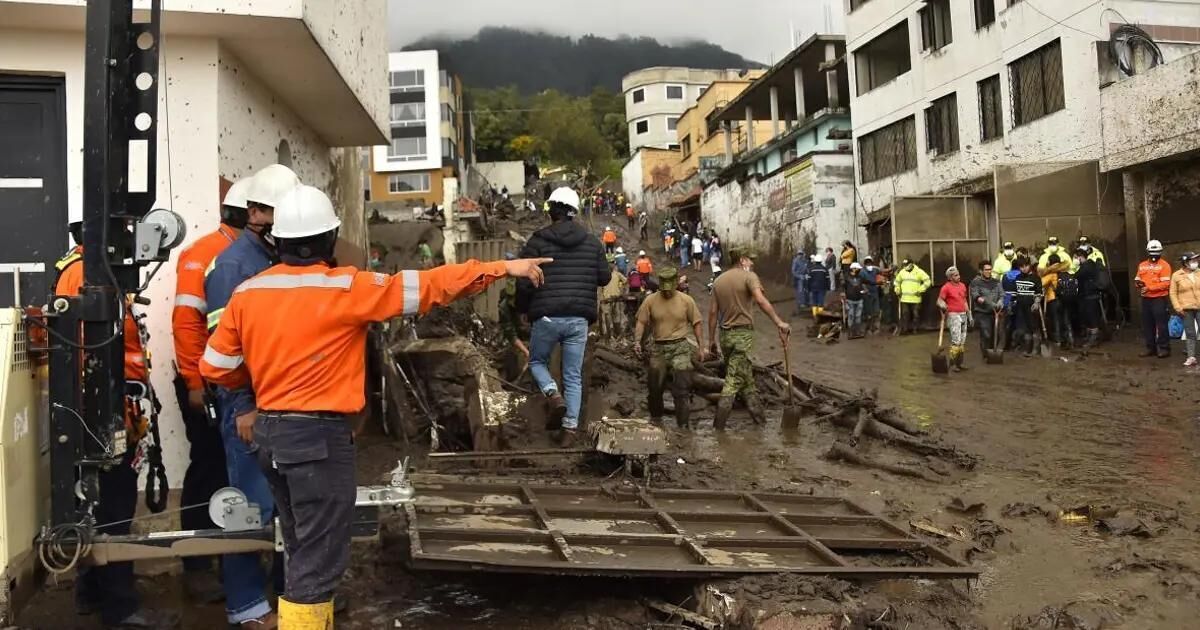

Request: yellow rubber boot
left=278, top=598, right=334, bottom=630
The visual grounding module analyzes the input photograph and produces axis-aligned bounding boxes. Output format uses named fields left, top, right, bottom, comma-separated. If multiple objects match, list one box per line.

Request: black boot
left=745, top=394, right=767, bottom=425
left=672, top=371, right=693, bottom=429
left=714, top=397, right=734, bottom=430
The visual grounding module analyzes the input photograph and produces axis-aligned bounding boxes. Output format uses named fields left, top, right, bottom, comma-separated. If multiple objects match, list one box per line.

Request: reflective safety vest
left=201, top=260, right=508, bottom=414
left=992, top=252, right=1014, bottom=281
left=893, top=265, right=931, bottom=304
left=172, top=224, right=239, bottom=391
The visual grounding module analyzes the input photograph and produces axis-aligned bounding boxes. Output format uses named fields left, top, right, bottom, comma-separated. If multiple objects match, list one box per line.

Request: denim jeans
left=794, top=279, right=808, bottom=309
left=529, top=316, right=589, bottom=429
left=216, top=390, right=276, bottom=624
left=1183, top=309, right=1199, bottom=358
left=846, top=299, right=863, bottom=327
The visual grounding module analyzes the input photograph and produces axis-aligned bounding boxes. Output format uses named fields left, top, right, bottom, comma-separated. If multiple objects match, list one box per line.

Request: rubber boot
left=278, top=599, right=333, bottom=630
left=714, top=397, right=734, bottom=431
left=672, top=371, right=693, bottom=429
left=745, top=394, right=767, bottom=425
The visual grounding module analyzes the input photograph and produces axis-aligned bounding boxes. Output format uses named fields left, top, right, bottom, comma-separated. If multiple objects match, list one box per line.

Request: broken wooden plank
left=595, top=345, right=642, bottom=372
left=644, top=599, right=720, bottom=630
left=825, top=443, right=939, bottom=482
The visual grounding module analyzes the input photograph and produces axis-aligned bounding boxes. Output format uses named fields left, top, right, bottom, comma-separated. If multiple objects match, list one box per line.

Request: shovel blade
left=781, top=406, right=803, bottom=429
left=931, top=350, right=950, bottom=374
left=985, top=350, right=1004, bottom=364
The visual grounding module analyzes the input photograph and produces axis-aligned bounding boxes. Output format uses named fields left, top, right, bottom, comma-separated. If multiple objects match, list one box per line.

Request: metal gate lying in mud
left=402, top=480, right=980, bottom=579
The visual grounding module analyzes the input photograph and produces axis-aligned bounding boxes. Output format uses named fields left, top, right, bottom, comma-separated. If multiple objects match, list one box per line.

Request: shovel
left=1037, top=298, right=1054, bottom=358
left=985, top=310, right=1005, bottom=364
left=780, top=329, right=802, bottom=428
left=931, top=312, right=949, bottom=374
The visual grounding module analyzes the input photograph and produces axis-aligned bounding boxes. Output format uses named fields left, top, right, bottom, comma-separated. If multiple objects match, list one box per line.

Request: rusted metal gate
left=402, top=481, right=978, bottom=579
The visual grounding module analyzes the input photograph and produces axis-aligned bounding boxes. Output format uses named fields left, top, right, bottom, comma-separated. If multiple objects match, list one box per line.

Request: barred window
left=1010, top=39, right=1065, bottom=126
left=975, top=0, right=996, bottom=29
left=925, top=93, right=959, bottom=155
left=978, top=75, right=1003, bottom=142
left=858, top=116, right=917, bottom=183
left=920, top=0, right=953, bottom=51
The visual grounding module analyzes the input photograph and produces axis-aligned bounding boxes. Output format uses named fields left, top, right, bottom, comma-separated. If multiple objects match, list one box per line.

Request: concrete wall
left=300, top=0, right=388, bottom=135
left=1101, top=49, right=1200, bottom=171
left=622, top=151, right=644, bottom=206
left=701, top=152, right=861, bottom=283
left=473, top=161, right=526, bottom=196
left=847, top=0, right=1200, bottom=214
left=623, top=67, right=759, bottom=153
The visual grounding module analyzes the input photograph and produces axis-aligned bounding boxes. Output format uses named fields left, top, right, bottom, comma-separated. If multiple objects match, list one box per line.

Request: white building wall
left=621, top=151, right=645, bottom=207
left=473, top=161, right=525, bottom=196
left=847, top=0, right=1200, bottom=214
left=623, top=68, right=751, bottom=154
left=372, top=50, right=442, bottom=174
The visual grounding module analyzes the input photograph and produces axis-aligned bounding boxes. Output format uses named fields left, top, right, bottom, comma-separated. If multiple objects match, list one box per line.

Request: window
left=681, top=135, right=692, bottom=158
left=925, top=93, right=959, bottom=155
left=978, top=74, right=1003, bottom=142
left=632, top=88, right=645, bottom=104
left=665, top=85, right=684, bottom=100
left=390, top=102, right=425, bottom=126
left=635, top=120, right=649, bottom=134
left=1010, top=39, right=1065, bottom=126
left=849, top=0, right=873, bottom=10
left=439, top=70, right=452, bottom=88
left=854, top=21, right=912, bottom=95
left=388, top=173, right=431, bottom=194
left=389, top=70, right=424, bottom=91
left=666, top=116, right=679, bottom=132
left=440, top=103, right=454, bottom=123
left=857, top=116, right=917, bottom=183
left=920, top=0, right=953, bottom=52
left=388, top=137, right=427, bottom=161
left=442, top=138, right=456, bottom=161
left=1006, top=0, right=1024, bottom=6
left=667, top=144, right=680, bottom=150
left=975, top=0, right=996, bottom=29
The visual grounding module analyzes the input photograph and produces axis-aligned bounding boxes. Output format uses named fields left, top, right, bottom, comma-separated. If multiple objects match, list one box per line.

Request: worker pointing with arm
left=201, top=184, right=550, bottom=629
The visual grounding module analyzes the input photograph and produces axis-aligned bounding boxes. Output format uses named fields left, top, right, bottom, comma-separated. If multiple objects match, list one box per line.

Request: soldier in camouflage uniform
left=634, top=267, right=706, bottom=428
left=499, top=254, right=530, bottom=379
left=708, top=246, right=791, bottom=429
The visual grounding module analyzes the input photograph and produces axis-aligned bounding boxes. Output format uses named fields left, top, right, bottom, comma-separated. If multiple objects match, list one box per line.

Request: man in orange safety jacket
left=1136, top=239, right=1172, bottom=358
left=201, top=184, right=551, bottom=629
left=170, top=177, right=250, bottom=602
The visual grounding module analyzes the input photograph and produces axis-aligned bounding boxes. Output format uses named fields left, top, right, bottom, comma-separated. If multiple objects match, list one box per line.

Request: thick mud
left=19, top=219, right=1200, bottom=629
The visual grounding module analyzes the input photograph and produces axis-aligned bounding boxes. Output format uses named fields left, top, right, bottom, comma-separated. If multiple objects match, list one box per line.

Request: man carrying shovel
left=937, top=266, right=970, bottom=372
left=634, top=267, right=706, bottom=428
left=970, top=260, right=1003, bottom=361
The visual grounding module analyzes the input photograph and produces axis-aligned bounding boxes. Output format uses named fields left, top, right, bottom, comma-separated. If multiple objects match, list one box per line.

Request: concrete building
left=1100, top=46, right=1200, bottom=277
left=847, top=0, right=1200, bottom=289
left=621, top=147, right=682, bottom=210
left=622, top=67, right=760, bottom=154
left=700, top=34, right=857, bottom=283
left=368, top=50, right=473, bottom=213
left=0, top=0, right=387, bottom=483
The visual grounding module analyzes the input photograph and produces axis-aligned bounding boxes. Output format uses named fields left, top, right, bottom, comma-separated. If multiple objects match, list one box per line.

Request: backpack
left=628, top=271, right=642, bottom=290
left=1056, top=273, right=1079, bottom=300
left=1169, top=314, right=1184, bottom=340
left=1095, top=265, right=1111, bottom=291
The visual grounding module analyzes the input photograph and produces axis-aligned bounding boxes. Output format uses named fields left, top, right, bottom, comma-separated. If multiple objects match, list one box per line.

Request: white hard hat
left=616, top=247, right=624, bottom=254
left=245, top=164, right=300, bottom=208
left=850, top=262, right=863, bottom=270
left=638, top=250, right=646, bottom=256
left=548, top=186, right=580, bottom=210
left=605, top=225, right=611, bottom=230
left=223, top=177, right=252, bottom=209
left=271, top=184, right=341, bottom=239
left=1147, top=239, right=1163, bottom=254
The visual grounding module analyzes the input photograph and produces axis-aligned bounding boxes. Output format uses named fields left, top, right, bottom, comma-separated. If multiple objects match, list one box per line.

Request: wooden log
left=690, top=372, right=726, bottom=393
left=874, top=407, right=925, bottom=436
left=767, top=370, right=811, bottom=402
left=823, top=409, right=962, bottom=462
left=594, top=346, right=641, bottom=372
left=826, top=443, right=938, bottom=482
left=850, top=407, right=872, bottom=447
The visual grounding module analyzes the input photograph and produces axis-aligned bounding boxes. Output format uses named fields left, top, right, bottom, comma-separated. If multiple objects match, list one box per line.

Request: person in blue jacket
left=790, top=248, right=809, bottom=316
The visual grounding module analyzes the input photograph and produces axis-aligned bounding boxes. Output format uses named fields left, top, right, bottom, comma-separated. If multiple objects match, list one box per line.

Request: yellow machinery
left=0, top=309, right=48, bottom=624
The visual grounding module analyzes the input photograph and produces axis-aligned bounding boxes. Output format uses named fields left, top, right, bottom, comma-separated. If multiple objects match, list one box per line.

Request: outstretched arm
left=753, top=286, right=790, bottom=334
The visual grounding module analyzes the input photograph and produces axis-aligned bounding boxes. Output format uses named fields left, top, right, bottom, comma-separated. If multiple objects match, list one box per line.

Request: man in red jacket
left=937, top=266, right=969, bottom=372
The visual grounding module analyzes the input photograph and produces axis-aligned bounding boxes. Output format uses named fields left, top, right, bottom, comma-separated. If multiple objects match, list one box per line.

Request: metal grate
left=403, top=481, right=979, bottom=579
left=1010, top=39, right=1065, bottom=127
left=925, top=92, right=959, bottom=155
left=859, top=116, right=917, bottom=184
left=978, top=74, right=1003, bottom=142
left=11, top=320, right=30, bottom=372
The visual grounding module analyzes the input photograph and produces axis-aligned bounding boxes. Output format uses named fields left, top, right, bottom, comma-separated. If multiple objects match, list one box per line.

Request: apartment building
left=622, top=67, right=761, bottom=154
left=847, top=0, right=1200, bottom=279
left=369, top=50, right=472, bottom=209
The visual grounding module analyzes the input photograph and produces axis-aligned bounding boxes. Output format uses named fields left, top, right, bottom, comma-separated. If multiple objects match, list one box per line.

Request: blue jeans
left=794, top=279, right=808, bottom=309
left=216, top=390, right=277, bottom=624
left=529, top=316, right=588, bottom=429
left=810, top=287, right=827, bottom=310
left=846, top=299, right=863, bottom=326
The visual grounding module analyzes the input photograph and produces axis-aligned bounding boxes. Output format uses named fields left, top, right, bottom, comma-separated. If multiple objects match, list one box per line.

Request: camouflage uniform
left=648, top=338, right=695, bottom=426
left=719, top=327, right=756, bottom=399
left=498, top=279, right=521, bottom=343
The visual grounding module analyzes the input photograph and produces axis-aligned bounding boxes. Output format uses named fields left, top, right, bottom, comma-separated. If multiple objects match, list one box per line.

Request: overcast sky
left=387, top=0, right=846, bottom=65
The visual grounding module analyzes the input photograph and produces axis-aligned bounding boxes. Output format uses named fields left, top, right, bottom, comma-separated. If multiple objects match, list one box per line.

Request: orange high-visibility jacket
left=172, top=224, right=239, bottom=391
left=201, top=260, right=507, bottom=414
left=55, top=248, right=148, bottom=382
left=1136, top=259, right=1172, bottom=299
left=603, top=230, right=617, bottom=244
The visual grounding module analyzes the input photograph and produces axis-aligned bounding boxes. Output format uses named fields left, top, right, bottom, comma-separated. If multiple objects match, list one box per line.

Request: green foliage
left=470, top=86, right=527, bottom=161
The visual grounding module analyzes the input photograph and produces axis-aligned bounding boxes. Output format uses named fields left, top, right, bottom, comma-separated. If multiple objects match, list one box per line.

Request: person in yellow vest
left=893, top=258, right=931, bottom=334
left=992, top=241, right=1016, bottom=280
left=1077, top=236, right=1107, bottom=266
left=1038, top=236, right=1073, bottom=274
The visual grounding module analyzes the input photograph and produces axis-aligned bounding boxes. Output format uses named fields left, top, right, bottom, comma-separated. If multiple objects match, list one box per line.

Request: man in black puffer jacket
left=518, top=186, right=611, bottom=445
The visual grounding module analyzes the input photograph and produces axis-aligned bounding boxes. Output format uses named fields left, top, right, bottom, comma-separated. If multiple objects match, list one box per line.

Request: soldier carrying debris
left=707, top=246, right=790, bottom=429
left=634, top=267, right=706, bottom=428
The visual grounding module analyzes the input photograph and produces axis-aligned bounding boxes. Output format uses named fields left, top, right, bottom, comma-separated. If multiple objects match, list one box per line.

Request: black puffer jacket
left=517, top=220, right=611, bottom=323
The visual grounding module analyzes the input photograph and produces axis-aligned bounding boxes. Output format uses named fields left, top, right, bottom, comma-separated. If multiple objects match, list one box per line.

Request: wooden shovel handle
left=937, top=312, right=946, bottom=349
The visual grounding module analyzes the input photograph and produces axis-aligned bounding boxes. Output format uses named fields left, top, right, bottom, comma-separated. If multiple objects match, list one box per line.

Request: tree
left=508, top=134, right=540, bottom=160
left=470, top=86, right=528, bottom=161
left=528, top=90, right=614, bottom=175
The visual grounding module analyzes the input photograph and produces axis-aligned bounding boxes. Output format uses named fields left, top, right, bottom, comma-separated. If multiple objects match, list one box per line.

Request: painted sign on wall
left=785, top=159, right=814, bottom=211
